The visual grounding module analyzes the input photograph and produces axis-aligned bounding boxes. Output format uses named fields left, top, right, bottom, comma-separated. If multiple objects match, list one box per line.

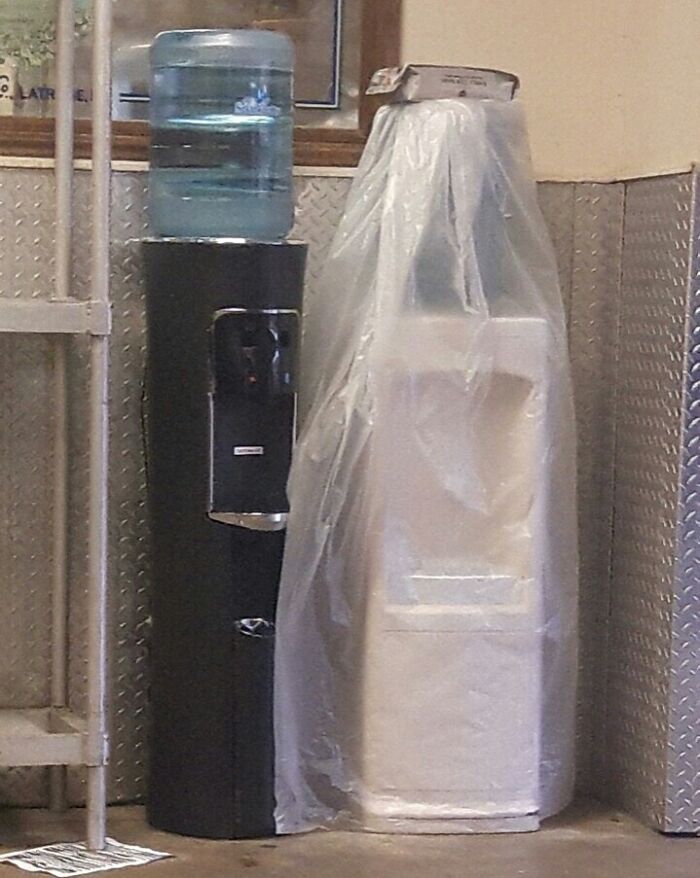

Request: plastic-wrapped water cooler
left=273, top=88, right=578, bottom=835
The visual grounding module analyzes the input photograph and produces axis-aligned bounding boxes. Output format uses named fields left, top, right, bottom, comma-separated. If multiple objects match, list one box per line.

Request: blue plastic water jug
left=149, top=29, right=294, bottom=240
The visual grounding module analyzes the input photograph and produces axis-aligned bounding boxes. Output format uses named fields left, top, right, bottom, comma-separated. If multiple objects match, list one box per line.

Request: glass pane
left=0, top=0, right=360, bottom=128
left=0, top=0, right=90, bottom=117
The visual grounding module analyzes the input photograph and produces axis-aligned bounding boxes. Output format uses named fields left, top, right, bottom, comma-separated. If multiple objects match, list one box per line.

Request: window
left=0, top=0, right=401, bottom=165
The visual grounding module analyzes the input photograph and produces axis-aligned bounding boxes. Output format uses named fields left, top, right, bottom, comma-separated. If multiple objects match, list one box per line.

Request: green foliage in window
left=0, top=0, right=90, bottom=66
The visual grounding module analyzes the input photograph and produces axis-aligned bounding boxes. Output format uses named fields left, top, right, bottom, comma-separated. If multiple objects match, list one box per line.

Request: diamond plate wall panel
left=0, top=166, right=666, bottom=816
left=666, top=169, right=700, bottom=833
left=537, top=183, right=575, bottom=326
left=609, top=173, right=693, bottom=829
left=569, top=184, right=625, bottom=797
left=536, top=182, right=618, bottom=798
left=65, top=172, right=151, bottom=804
left=291, top=176, right=354, bottom=315
left=63, top=173, right=103, bottom=803
left=64, top=329, right=90, bottom=804
left=0, top=169, right=55, bottom=301
left=46, top=168, right=99, bottom=805
left=0, top=333, right=55, bottom=807
left=0, top=336, right=54, bottom=705
left=0, top=167, right=59, bottom=806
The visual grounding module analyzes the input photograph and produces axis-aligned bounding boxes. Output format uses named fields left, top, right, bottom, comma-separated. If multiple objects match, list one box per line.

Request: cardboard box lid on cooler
left=366, top=65, right=520, bottom=103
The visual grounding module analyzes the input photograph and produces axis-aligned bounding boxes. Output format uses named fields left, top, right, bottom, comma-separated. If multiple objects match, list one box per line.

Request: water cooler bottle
left=143, top=239, right=306, bottom=839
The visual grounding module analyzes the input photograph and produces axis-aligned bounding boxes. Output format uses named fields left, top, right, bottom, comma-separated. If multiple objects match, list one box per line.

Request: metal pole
left=54, top=0, right=74, bottom=304
left=86, top=0, right=111, bottom=852
left=50, top=0, right=75, bottom=815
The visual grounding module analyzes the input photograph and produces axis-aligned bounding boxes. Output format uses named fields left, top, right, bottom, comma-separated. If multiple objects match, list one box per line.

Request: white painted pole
left=50, top=0, right=75, bottom=815
left=86, top=0, right=111, bottom=852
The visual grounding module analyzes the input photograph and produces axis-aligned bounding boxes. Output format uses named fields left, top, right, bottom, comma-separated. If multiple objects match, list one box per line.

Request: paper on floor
left=0, top=839, right=170, bottom=877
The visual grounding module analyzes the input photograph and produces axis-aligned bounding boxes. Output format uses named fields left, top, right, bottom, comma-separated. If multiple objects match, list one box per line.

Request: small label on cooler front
left=233, top=446, right=265, bottom=457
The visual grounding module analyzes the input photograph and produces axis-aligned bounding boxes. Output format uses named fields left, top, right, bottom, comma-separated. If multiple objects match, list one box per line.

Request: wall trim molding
left=0, top=156, right=357, bottom=177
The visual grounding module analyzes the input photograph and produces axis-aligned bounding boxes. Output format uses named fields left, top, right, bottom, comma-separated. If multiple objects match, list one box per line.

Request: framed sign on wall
left=0, top=0, right=401, bottom=165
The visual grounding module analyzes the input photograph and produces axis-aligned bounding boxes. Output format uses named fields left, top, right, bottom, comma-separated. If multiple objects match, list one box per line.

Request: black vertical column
left=143, top=240, right=306, bottom=839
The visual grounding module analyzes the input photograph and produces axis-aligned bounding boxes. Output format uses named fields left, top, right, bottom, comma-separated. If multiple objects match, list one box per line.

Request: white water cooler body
left=360, top=317, right=549, bottom=833
left=274, top=94, right=578, bottom=835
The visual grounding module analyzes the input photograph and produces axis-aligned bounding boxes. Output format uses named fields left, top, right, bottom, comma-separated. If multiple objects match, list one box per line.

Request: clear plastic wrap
left=274, top=97, right=578, bottom=834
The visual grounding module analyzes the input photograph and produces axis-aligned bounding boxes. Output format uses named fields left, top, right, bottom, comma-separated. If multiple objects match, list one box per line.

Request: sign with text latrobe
left=0, top=0, right=90, bottom=116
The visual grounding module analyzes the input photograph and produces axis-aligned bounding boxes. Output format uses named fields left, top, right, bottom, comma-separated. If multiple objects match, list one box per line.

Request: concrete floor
left=0, top=801, right=696, bottom=878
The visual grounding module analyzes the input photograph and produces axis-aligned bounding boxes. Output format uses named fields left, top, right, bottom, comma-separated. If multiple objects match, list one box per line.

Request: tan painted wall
left=402, top=0, right=700, bottom=181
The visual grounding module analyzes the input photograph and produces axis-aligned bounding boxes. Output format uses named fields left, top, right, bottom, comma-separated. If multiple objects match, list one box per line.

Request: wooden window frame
left=0, top=0, right=401, bottom=165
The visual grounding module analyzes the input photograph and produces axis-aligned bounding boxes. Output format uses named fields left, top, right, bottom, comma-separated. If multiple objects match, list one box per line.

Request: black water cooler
left=143, top=240, right=306, bottom=839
